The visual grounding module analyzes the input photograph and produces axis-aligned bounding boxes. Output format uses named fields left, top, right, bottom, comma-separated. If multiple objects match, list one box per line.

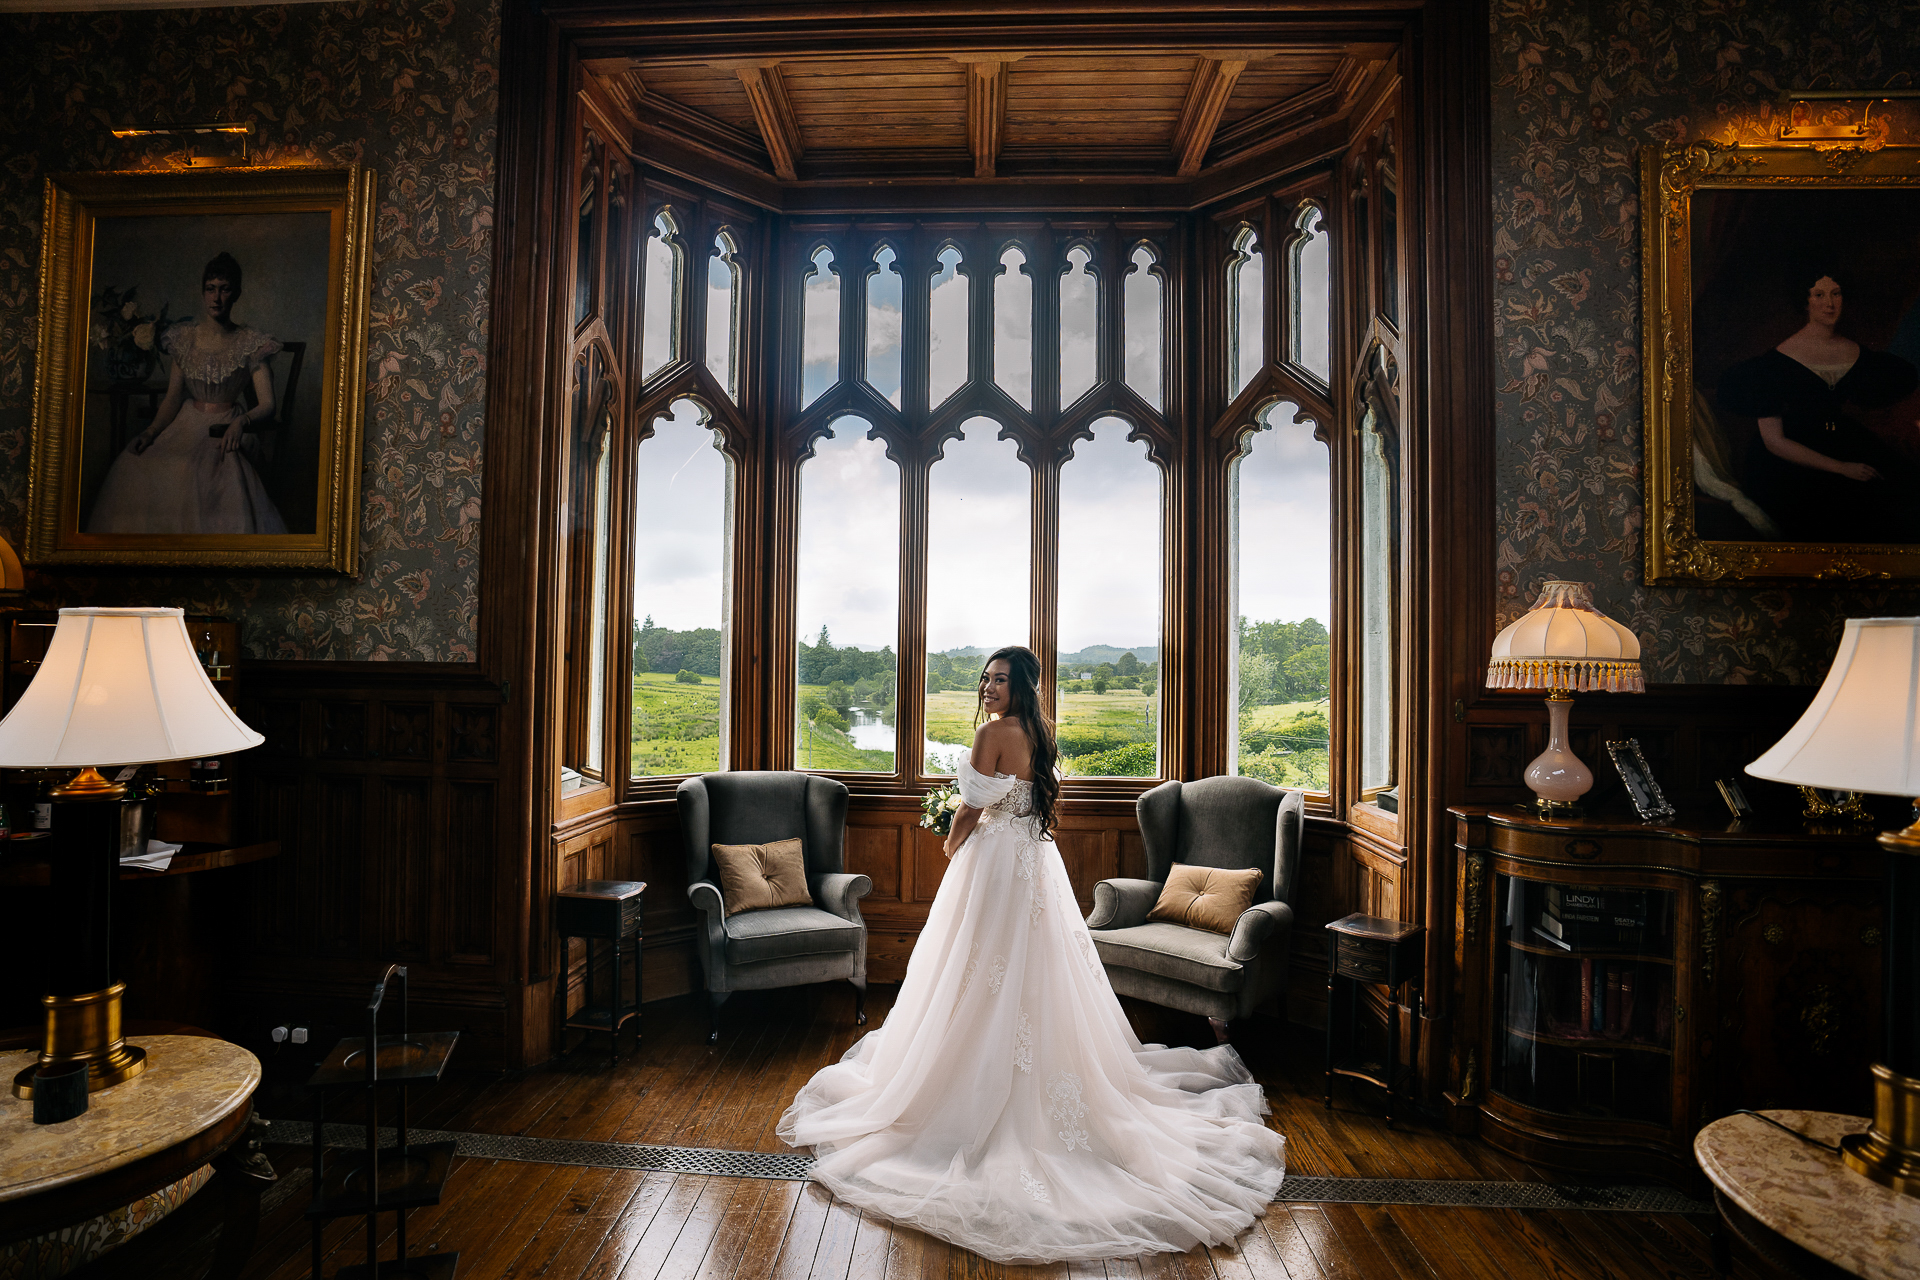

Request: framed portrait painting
left=27, top=166, right=373, bottom=571
left=1641, top=141, right=1920, bottom=585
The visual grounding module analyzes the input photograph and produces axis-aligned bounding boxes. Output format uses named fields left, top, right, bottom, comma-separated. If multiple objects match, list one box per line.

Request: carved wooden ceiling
left=582, top=43, right=1394, bottom=195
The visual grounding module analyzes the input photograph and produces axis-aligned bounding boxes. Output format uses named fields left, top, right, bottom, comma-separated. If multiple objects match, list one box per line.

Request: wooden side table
left=1696, top=1110, right=1918, bottom=1280
left=0, top=1034, right=265, bottom=1277
left=1324, top=913, right=1423, bottom=1127
left=557, top=880, right=646, bottom=1066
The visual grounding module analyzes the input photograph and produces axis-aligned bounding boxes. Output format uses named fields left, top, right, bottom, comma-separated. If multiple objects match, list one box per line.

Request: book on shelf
left=1590, top=961, right=1605, bottom=1034
left=1536, top=911, right=1652, bottom=951
left=1580, top=958, right=1594, bottom=1033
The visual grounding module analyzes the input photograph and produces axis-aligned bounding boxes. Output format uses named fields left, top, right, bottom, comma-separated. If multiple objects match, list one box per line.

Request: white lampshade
left=0, top=607, right=263, bottom=767
left=1748, top=616, right=1920, bottom=796
left=1486, top=580, right=1645, bottom=693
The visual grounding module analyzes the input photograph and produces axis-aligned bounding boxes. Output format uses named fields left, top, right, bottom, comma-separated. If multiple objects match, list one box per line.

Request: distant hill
left=1059, top=644, right=1158, bottom=667
left=934, top=644, right=1158, bottom=666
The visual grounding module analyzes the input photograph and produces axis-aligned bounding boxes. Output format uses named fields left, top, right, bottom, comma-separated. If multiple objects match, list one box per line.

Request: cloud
left=1059, top=417, right=1160, bottom=651
left=633, top=398, right=728, bottom=630
left=1238, top=411, right=1331, bottom=627
left=797, top=419, right=900, bottom=651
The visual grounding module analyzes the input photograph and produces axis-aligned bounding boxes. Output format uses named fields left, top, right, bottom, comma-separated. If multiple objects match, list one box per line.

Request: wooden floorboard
left=239, top=985, right=1727, bottom=1280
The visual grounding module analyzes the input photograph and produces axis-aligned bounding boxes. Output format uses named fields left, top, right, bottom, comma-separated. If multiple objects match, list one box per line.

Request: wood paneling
left=224, top=663, right=512, bottom=1066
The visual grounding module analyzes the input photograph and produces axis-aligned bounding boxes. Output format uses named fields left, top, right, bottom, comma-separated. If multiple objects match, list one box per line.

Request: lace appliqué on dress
left=1047, top=1071, right=1090, bottom=1152
left=1020, top=1168, right=1051, bottom=1204
left=1014, top=1009, right=1033, bottom=1074
left=959, top=942, right=981, bottom=997
left=161, top=321, right=280, bottom=394
left=988, top=955, right=1007, bottom=995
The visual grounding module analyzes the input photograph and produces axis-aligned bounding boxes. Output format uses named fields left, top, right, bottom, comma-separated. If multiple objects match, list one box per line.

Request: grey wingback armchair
left=677, top=772, right=872, bottom=1043
left=1086, top=776, right=1305, bottom=1043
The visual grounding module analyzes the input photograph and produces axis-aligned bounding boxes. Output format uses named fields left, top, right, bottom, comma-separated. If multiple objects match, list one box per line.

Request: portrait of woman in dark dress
left=1716, top=266, right=1920, bottom=544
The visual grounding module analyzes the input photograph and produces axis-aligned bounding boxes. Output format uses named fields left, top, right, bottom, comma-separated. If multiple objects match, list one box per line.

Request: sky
left=796, top=418, right=899, bottom=651
left=1237, top=402, right=1331, bottom=628
left=632, top=397, right=729, bottom=632
left=1058, top=416, right=1160, bottom=652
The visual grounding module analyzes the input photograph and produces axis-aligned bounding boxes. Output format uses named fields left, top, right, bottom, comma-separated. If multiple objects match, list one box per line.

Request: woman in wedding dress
left=779, top=646, right=1286, bottom=1263
left=85, top=251, right=288, bottom=535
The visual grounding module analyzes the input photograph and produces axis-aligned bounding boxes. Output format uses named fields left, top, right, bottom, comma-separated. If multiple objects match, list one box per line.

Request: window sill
left=558, top=781, right=612, bottom=821
left=1348, top=799, right=1400, bottom=843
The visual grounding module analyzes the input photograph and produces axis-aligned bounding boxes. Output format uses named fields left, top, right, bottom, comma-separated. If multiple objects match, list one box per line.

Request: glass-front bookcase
left=1492, top=875, right=1676, bottom=1126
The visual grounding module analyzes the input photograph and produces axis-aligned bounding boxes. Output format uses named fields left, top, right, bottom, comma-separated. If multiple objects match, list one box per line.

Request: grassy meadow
left=630, top=671, right=722, bottom=776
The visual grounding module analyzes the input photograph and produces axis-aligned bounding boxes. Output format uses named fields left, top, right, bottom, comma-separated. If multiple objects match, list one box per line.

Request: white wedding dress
left=778, top=758, right=1286, bottom=1263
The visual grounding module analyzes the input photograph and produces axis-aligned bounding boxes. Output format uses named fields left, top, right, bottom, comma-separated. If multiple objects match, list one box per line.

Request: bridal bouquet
left=920, top=782, right=963, bottom=836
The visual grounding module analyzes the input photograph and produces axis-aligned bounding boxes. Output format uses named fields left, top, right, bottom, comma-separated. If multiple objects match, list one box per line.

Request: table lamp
left=0, top=607, right=263, bottom=1098
left=1486, top=581, right=1645, bottom=816
left=1747, top=616, right=1920, bottom=1197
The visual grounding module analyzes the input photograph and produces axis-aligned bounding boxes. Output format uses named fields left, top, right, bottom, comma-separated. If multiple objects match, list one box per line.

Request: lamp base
left=9, top=982, right=148, bottom=1099
left=1530, top=798, right=1585, bottom=820
left=49, top=766, right=127, bottom=800
left=1841, top=1063, right=1920, bottom=1198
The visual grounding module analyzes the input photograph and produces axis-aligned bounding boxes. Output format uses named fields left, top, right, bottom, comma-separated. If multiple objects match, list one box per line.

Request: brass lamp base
left=10, top=982, right=148, bottom=1099
left=1841, top=1063, right=1920, bottom=1198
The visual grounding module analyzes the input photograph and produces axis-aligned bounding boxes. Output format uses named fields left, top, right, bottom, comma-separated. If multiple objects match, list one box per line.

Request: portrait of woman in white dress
left=780, top=645, right=1286, bottom=1264
left=85, top=251, right=288, bottom=535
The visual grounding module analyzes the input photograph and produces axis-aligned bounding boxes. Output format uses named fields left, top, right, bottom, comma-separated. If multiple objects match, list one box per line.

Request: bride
left=779, top=645, right=1286, bottom=1263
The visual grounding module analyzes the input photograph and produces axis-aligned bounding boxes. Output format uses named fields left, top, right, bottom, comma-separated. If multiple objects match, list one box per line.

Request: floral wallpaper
left=1491, top=0, right=1920, bottom=684
left=0, top=0, right=496, bottom=660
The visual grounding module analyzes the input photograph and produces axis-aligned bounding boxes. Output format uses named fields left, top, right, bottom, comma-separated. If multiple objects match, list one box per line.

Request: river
left=847, top=706, right=970, bottom=773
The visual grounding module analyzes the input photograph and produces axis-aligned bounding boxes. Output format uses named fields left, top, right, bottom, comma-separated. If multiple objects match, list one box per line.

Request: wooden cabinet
left=1447, top=806, right=1885, bottom=1187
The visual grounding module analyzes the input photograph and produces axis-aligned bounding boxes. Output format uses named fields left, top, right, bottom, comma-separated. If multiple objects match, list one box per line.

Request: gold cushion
left=1147, top=863, right=1263, bottom=935
left=710, top=838, right=811, bottom=917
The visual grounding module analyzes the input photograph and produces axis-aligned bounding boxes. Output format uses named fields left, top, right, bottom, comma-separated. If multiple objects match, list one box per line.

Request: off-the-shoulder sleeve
left=1716, top=353, right=1787, bottom=419
left=244, top=330, right=283, bottom=371
left=958, top=757, right=1018, bottom=808
left=158, top=320, right=193, bottom=362
left=1841, top=349, right=1919, bottom=408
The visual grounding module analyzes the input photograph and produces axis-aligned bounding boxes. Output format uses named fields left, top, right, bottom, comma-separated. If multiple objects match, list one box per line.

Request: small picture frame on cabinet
left=1714, top=777, right=1754, bottom=819
left=1606, top=738, right=1675, bottom=822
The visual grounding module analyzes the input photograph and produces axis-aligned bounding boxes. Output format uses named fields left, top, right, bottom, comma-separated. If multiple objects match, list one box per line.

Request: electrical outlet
left=290, top=1027, right=309, bottom=1045
left=271, top=1026, right=289, bottom=1043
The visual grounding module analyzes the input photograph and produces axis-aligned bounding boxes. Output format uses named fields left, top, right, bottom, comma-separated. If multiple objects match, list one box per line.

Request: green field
left=1237, top=698, right=1331, bottom=790
left=630, top=671, right=722, bottom=776
left=923, top=686, right=1159, bottom=777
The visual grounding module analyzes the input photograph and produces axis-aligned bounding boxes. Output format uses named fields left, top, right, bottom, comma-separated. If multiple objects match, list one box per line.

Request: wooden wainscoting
left=228, top=662, right=515, bottom=1066
left=564, top=791, right=1357, bottom=1044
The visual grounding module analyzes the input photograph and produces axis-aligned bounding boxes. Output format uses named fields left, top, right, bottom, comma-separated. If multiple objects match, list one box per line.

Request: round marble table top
left=1695, top=1110, right=1920, bottom=1280
left=0, top=1035, right=260, bottom=1204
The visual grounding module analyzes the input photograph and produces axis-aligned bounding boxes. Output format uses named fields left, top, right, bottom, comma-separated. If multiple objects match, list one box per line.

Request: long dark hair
left=974, top=645, right=1060, bottom=837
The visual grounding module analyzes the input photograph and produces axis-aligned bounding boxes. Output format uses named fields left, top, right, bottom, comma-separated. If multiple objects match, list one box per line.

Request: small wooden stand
left=1324, top=913, right=1423, bottom=1127
left=557, top=880, right=646, bottom=1066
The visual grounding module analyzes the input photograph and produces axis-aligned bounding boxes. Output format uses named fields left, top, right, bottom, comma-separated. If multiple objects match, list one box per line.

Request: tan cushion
left=710, top=838, right=811, bottom=916
left=1147, top=863, right=1262, bottom=935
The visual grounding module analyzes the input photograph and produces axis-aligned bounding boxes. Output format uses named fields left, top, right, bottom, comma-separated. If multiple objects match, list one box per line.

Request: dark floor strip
left=264, top=1119, right=1711, bottom=1214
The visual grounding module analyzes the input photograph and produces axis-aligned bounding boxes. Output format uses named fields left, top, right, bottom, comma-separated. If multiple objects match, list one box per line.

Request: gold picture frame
left=1640, top=140, right=1920, bottom=585
left=27, top=166, right=373, bottom=571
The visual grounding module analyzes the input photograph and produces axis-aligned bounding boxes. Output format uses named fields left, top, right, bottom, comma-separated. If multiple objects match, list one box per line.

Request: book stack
left=1540, top=961, right=1672, bottom=1045
left=1535, top=885, right=1651, bottom=950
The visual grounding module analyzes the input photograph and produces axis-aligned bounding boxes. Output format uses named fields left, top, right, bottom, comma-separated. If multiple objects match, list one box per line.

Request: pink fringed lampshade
left=1487, top=582, right=1645, bottom=814
left=1487, top=581, right=1645, bottom=695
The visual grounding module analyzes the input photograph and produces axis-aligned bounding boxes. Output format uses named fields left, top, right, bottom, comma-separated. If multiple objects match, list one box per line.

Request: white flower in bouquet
left=942, top=793, right=962, bottom=812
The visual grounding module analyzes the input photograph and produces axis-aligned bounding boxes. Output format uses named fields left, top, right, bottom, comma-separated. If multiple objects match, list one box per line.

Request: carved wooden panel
left=315, top=777, right=365, bottom=957
left=846, top=823, right=901, bottom=899
left=446, top=781, right=496, bottom=965
left=383, top=704, right=434, bottom=760
left=321, top=701, right=369, bottom=759
left=451, top=706, right=499, bottom=762
left=1466, top=726, right=1525, bottom=787
left=380, top=778, right=433, bottom=959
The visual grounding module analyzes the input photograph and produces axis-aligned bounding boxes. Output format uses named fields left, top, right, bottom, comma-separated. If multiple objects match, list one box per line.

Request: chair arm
left=686, top=880, right=730, bottom=987
left=809, top=871, right=872, bottom=923
left=1228, top=899, right=1294, bottom=963
left=1087, top=878, right=1162, bottom=930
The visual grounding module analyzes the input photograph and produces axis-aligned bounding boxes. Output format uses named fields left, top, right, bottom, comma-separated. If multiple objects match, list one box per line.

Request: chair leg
left=1208, top=1017, right=1232, bottom=1046
left=708, top=991, right=728, bottom=1045
left=852, top=977, right=867, bottom=1026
